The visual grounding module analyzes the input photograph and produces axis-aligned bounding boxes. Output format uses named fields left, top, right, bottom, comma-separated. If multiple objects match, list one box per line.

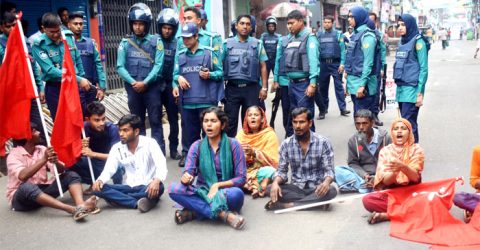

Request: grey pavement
left=1, top=39, right=479, bottom=250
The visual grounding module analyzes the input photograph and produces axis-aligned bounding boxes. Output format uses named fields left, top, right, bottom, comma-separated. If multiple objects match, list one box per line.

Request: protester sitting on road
left=453, top=146, right=480, bottom=223
left=6, top=123, right=98, bottom=221
left=362, top=118, right=425, bottom=224
left=69, top=102, right=123, bottom=192
left=92, top=114, right=168, bottom=213
left=236, top=106, right=279, bottom=198
left=335, top=109, right=391, bottom=193
left=265, top=107, right=338, bottom=211
left=169, top=107, right=247, bottom=230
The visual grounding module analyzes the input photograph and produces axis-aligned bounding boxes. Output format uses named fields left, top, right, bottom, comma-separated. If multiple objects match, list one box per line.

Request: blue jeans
left=69, top=157, right=123, bottom=185
left=288, top=79, right=315, bottom=133
left=94, top=183, right=164, bottom=209
left=181, top=107, right=208, bottom=155
left=318, top=62, right=346, bottom=112
left=125, top=82, right=165, bottom=154
left=399, top=102, right=420, bottom=143
left=169, top=186, right=244, bottom=220
left=160, top=84, right=180, bottom=155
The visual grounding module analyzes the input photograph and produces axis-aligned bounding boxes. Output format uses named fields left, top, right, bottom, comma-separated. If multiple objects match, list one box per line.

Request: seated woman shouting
left=236, top=106, right=279, bottom=198
left=168, top=107, right=247, bottom=230
left=362, top=118, right=425, bottom=224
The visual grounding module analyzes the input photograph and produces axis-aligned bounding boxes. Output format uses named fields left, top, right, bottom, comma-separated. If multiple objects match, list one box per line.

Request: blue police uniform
left=260, top=32, right=281, bottom=77
left=222, top=36, right=267, bottom=137
left=273, top=36, right=292, bottom=136
left=116, top=34, right=165, bottom=153
left=75, top=37, right=106, bottom=116
left=158, top=36, right=180, bottom=158
left=316, top=29, right=347, bottom=115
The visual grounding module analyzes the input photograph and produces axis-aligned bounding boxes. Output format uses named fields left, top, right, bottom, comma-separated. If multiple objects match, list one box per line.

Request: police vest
left=345, top=29, right=377, bottom=77
left=277, top=36, right=288, bottom=77
left=223, top=38, right=260, bottom=82
left=373, top=30, right=383, bottom=75
left=178, top=49, right=223, bottom=105
left=0, top=36, right=6, bottom=48
left=76, top=37, right=98, bottom=83
left=161, top=38, right=177, bottom=81
left=261, top=32, right=279, bottom=62
left=393, top=35, right=421, bottom=87
left=283, top=32, right=310, bottom=74
left=317, top=30, right=341, bottom=59
left=125, top=35, right=157, bottom=81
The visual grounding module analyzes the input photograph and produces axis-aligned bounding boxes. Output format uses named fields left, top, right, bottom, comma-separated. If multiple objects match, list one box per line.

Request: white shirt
left=98, top=136, right=168, bottom=187
left=27, top=31, right=42, bottom=46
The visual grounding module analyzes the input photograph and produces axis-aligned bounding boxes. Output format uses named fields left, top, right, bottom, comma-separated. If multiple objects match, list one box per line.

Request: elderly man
left=265, top=107, right=338, bottom=211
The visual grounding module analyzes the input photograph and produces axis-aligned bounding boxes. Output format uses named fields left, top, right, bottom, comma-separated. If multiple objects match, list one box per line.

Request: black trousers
left=267, top=183, right=337, bottom=206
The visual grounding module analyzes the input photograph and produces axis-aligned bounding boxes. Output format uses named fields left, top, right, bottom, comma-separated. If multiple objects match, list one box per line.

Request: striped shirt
left=184, top=138, right=246, bottom=188
left=276, top=132, right=335, bottom=189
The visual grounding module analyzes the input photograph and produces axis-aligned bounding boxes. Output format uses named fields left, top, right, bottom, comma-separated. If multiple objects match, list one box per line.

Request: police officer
left=172, top=23, right=223, bottom=167
left=368, top=12, right=387, bottom=126
left=68, top=12, right=106, bottom=116
left=0, top=11, right=47, bottom=144
left=316, top=15, right=350, bottom=120
left=260, top=16, right=281, bottom=79
left=32, top=12, right=91, bottom=121
left=222, top=14, right=268, bottom=137
left=272, top=34, right=291, bottom=136
left=177, top=7, right=221, bottom=55
left=345, top=6, right=378, bottom=115
left=394, top=14, right=429, bottom=143
left=116, top=3, right=165, bottom=152
left=199, top=8, right=208, bottom=30
left=156, top=8, right=182, bottom=160
left=275, top=10, right=319, bottom=134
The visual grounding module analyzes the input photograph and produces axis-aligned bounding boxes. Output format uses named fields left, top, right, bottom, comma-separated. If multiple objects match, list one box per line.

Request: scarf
left=196, top=132, right=233, bottom=218
left=389, top=118, right=415, bottom=164
left=350, top=6, right=369, bottom=29
left=399, top=14, right=419, bottom=45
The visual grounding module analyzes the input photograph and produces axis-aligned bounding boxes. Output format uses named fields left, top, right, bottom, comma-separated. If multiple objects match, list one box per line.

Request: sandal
left=223, top=211, right=245, bottom=230
left=464, top=210, right=473, bottom=223
left=367, top=212, right=389, bottom=224
left=84, top=196, right=101, bottom=214
left=174, top=209, right=195, bottom=225
left=73, top=206, right=89, bottom=221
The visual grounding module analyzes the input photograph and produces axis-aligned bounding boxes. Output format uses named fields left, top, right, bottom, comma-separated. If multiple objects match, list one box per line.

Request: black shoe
left=178, top=155, right=186, bottom=167
left=373, top=114, right=383, bottom=126
left=170, top=151, right=182, bottom=160
left=317, top=112, right=326, bottom=120
left=340, top=110, right=351, bottom=116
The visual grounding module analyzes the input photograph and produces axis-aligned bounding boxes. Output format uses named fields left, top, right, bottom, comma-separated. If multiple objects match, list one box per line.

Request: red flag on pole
left=386, top=177, right=480, bottom=248
left=0, top=13, right=35, bottom=156
left=50, top=39, right=83, bottom=167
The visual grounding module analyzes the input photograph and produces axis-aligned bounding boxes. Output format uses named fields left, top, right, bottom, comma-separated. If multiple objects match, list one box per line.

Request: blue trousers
left=125, top=82, right=165, bottom=154
left=160, top=84, right=179, bottom=155
left=45, top=82, right=92, bottom=121
left=280, top=86, right=292, bottom=137
left=399, top=102, right=420, bottom=143
left=80, top=87, right=98, bottom=118
left=224, top=83, right=262, bottom=137
left=169, top=185, right=244, bottom=220
left=94, top=183, right=164, bottom=209
left=288, top=79, right=315, bottom=133
left=266, top=61, right=275, bottom=80
left=181, top=107, right=208, bottom=155
left=372, top=74, right=381, bottom=115
left=69, top=157, right=123, bottom=185
left=318, top=63, right=346, bottom=112
left=351, top=94, right=375, bottom=115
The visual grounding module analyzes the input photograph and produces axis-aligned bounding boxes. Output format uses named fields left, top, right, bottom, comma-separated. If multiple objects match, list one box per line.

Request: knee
left=362, top=193, right=378, bottom=213
left=17, top=182, right=40, bottom=198
left=62, top=171, right=81, bottom=184
left=226, top=187, right=245, bottom=211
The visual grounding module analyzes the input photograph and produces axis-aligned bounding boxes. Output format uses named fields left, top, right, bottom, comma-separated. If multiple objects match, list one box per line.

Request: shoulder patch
left=416, top=42, right=423, bottom=51
left=157, top=42, right=163, bottom=51
left=340, top=38, right=344, bottom=43
left=39, top=50, right=48, bottom=60
left=213, top=56, right=218, bottom=65
left=309, top=42, right=316, bottom=49
left=363, top=43, right=370, bottom=49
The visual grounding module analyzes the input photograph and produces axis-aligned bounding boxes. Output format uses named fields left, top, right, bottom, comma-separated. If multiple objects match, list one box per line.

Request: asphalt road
left=1, top=39, right=479, bottom=250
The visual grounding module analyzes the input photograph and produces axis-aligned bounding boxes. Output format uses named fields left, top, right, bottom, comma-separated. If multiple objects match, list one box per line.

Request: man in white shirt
left=92, top=114, right=168, bottom=213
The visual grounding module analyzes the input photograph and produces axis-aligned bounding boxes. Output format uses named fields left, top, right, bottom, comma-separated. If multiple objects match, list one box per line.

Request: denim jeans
left=94, top=183, right=164, bottom=209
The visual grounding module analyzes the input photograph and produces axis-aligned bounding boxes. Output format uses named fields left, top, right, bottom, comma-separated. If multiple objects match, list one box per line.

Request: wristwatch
left=261, top=87, right=268, bottom=91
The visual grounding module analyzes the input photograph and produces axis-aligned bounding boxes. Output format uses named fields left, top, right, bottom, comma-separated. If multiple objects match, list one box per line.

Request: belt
left=320, top=58, right=340, bottom=64
left=46, top=81, right=61, bottom=87
left=289, top=77, right=309, bottom=83
left=228, top=80, right=256, bottom=88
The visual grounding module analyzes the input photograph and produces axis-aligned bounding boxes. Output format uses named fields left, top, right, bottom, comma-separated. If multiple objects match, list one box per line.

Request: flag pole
left=16, top=14, right=64, bottom=197
left=81, top=129, right=96, bottom=183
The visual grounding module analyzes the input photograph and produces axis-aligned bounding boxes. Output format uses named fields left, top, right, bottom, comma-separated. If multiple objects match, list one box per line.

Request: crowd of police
left=0, top=2, right=428, bottom=168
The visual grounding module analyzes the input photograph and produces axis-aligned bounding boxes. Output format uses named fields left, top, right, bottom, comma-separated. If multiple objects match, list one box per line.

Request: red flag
left=0, top=14, right=35, bottom=156
left=386, top=177, right=480, bottom=248
left=50, top=39, right=83, bottom=167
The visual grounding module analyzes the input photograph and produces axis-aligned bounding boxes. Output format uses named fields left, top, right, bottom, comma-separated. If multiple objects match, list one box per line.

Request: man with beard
left=334, top=109, right=391, bottom=193
left=92, top=114, right=168, bottom=213
left=265, top=107, right=338, bottom=211
left=69, top=102, right=123, bottom=190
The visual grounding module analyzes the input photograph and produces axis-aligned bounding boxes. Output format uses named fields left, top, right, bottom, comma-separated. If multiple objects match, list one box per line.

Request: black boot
left=373, top=113, right=383, bottom=127
left=178, top=154, right=186, bottom=167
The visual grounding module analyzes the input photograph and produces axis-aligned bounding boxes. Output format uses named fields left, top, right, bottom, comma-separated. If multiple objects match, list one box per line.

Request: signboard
left=340, top=2, right=363, bottom=16
left=385, top=78, right=397, bottom=109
